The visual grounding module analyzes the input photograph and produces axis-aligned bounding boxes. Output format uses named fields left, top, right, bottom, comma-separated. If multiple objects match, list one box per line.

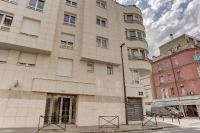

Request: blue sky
left=118, top=0, right=200, bottom=57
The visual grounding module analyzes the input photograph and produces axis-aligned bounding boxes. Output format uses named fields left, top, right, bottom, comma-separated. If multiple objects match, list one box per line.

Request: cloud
left=118, top=0, right=200, bottom=57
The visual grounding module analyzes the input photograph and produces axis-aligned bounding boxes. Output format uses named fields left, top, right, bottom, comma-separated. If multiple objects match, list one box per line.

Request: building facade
left=0, top=0, right=151, bottom=128
left=152, top=34, right=200, bottom=117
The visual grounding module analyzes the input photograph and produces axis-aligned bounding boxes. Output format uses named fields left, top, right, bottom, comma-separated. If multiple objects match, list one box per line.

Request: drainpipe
left=169, top=55, right=180, bottom=98
left=120, top=43, right=128, bottom=125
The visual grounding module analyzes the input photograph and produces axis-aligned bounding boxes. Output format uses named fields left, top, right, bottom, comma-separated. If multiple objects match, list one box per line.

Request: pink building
left=152, top=34, right=200, bottom=117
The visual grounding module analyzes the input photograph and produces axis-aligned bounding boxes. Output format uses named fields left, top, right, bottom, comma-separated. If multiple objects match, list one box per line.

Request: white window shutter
left=18, top=52, right=37, bottom=65
left=61, top=33, right=75, bottom=43
left=0, top=49, right=9, bottom=62
left=21, top=18, right=41, bottom=36
left=57, top=58, right=73, bottom=77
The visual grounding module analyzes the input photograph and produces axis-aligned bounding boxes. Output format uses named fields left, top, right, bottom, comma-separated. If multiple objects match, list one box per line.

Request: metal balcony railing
left=128, top=55, right=149, bottom=61
left=124, top=19, right=143, bottom=25
left=126, top=36, right=147, bottom=43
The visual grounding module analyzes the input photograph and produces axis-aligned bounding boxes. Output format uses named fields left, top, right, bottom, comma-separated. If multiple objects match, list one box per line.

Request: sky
left=117, top=0, right=200, bottom=57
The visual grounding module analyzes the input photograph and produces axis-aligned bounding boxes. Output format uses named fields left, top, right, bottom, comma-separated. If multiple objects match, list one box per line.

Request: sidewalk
left=0, top=122, right=177, bottom=133
left=157, top=117, right=200, bottom=128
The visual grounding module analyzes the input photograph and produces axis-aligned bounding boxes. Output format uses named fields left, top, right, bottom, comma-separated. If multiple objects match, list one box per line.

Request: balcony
left=124, top=19, right=143, bottom=25
left=128, top=55, right=149, bottom=61
left=126, top=36, right=147, bottom=43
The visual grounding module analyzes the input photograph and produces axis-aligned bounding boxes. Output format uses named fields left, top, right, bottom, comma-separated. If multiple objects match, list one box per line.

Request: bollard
left=178, top=118, right=180, bottom=125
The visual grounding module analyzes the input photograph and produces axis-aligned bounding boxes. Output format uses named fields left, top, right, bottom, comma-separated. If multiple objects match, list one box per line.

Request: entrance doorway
left=127, top=98, right=143, bottom=121
left=183, top=105, right=199, bottom=117
left=44, top=94, right=76, bottom=125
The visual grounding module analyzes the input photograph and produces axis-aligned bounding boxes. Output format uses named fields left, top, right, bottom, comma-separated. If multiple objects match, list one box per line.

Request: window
left=145, top=91, right=149, bottom=98
left=161, top=88, right=168, bottom=98
left=0, top=13, right=13, bottom=31
left=27, top=0, right=45, bottom=12
left=96, top=0, right=106, bottom=9
left=96, top=17, right=107, bottom=27
left=57, top=58, right=73, bottom=77
left=174, top=58, right=179, bottom=66
left=20, top=18, right=41, bottom=36
left=60, top=33, right=75, bottom=50
left=64, top=14, right=76, bottom=25
left=177, top=71, right=182, bottom=80
left=181, top=85, right=186, bottom=95
left=131, top=69, right=140, bottom=84
left=197, top=66, right=200, bottom=77
left=107, top=65, right=113, bottom=75
left=159, top=75, right=164, bottom=84
left=124, top=14, right=143, bottom=24
left=66, top=0, right=77, bottom=6
left=139, top=91, right=143, bottom=96
left=18, top=52, right=37, bottom=66
left=126, top=15, right=133, bottom=22
left=170, top=87, right=175, bottom=96
left=87, top=62, right=94, bottom=73
left=168, top=73, right=172, bottom=81
left=157, top=63, right=162, bottom=71
left=0, top=49, right=9, bottom=63
left=126, top=31, right=136, bottom=39
left=96, top=37, right=108, bottom=48
left=126, top=30, right=145, bottom=41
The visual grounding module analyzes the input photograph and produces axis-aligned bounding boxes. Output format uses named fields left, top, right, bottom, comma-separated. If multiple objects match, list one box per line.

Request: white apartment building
left=0, top=0, right=152, bottom=128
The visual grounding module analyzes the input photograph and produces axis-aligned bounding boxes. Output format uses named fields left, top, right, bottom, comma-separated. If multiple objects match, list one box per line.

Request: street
left=127, top=127, right=200, bottom=133
left=127, top=117, right=200, bottom=133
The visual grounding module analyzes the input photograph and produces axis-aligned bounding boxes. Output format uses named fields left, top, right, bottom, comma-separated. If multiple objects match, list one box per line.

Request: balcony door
left=44, top=94, right=76, bottom=125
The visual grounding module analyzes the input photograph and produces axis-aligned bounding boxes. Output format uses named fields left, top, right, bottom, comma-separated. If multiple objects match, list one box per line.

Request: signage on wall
left=193, top=54, right=200, bottom=64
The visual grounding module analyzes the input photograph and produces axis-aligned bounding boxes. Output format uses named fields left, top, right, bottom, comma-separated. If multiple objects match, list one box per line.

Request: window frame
left=60, top=41, right=74, bottom=50
left=130, top=69, right=140, bottom=84
left=96, top=16, right=107, bottom=27
left=126, top=30, right=146, bottom=41
left=64, top=13, right=76, bottom=25
left=17, top=52, right=37, bottom=67
left=159, top=75, right=164, bottom=84
left=96, top=36, right=108, bottom=49
left=96, top=0, right=106, bottom=9
left=87, top=62, right=94, bottom=73
left=0, top=12, right=13, bottom=31
left=65, top=0, right=78, bottom=7
left=27, top=0, right=45, bottom=12
left=107, top=65, right=113, bottom=75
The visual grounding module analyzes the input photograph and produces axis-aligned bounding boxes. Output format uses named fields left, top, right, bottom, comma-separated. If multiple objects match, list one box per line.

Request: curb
left=78, top=125, right=178, bottom=133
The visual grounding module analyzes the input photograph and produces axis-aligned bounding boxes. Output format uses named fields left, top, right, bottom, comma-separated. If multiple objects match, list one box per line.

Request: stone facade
left=0, top=0, right=152, bottom=128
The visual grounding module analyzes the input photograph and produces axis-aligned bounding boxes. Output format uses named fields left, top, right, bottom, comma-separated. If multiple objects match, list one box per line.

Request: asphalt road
left=126, top=127, right=200, bottom=133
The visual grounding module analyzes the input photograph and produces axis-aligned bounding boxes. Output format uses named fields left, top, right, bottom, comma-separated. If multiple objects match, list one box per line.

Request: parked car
left=151, top=106, right=184, bottom=118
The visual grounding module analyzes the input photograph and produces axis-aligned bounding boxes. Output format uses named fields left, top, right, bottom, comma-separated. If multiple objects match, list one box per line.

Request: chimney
left=170, top=34, right=174, bottom=40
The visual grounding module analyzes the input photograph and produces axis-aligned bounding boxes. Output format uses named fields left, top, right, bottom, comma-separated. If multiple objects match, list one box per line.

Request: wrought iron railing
left=124, top=19, right=143, bottom=25
left=128, top=55, right=149, bottom=61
